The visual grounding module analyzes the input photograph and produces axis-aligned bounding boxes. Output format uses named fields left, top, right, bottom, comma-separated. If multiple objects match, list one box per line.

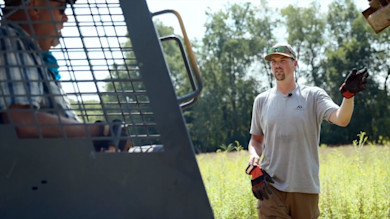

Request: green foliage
left=188, top=0, right=390, bottom=151
left=374, top=136, right=390, bottom=146
left=353, top=131, right=368, bottom=148
left=155, top=20, right=194, bottom=97
left=217, top=144, right=234, bottom=153
left=197, top=151, right=257, bottom=218
left=217, top=140, right=244, bottom=153
left=197, top=146, right=390, bottom=218
left=281, top=2, right=326, bottom=86
left=319, top=146, right=390, bottom=219
left=101, top=0, right=390, bottom=152
left=189, top=2, right=277, bottom=152
left=313, top=0, right=388, bottom=145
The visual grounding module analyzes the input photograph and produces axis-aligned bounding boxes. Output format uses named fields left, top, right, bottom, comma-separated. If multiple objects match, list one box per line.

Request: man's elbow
left=337, top=119, right=351, bottom=127
left=329, top=110, right=353, bottom=127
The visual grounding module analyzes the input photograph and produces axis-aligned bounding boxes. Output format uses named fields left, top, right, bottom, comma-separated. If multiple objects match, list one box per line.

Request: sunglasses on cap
left=266, top=45, right=297, bottom=61
left=267, top=46, right=293, bottom=55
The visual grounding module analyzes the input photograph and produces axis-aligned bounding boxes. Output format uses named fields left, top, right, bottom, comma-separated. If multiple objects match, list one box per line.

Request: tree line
left=110, top=0, right=390, bottom=152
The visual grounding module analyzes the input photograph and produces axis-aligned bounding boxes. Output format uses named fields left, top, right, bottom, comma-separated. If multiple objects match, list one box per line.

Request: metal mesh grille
left=0, top=0, right=162, bottom=151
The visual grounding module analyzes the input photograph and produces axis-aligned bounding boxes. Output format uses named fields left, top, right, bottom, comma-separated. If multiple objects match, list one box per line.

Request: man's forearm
left=2, top=111, right=101, bottom=138
left=249, top=141, right=262, bottom=157
left=330, top=97, right=354, bottom=127
left=248, top=135, right=264, bottom=165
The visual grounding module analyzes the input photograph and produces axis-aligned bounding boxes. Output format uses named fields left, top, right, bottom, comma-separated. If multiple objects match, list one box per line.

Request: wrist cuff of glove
left=246, top=165, right=264, bottom=180
left=340, top=83, right=355, bottom=99
left=246, top=164, right=260, bottom=175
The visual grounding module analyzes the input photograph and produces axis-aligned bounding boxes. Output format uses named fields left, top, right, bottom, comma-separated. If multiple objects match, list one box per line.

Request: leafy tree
left=101, top=0, right=390, bottom=150
left=278, top=0, right=390, bottom=145
left=188, top=2, right=277, bottom=152
left=281, top=2, right=326, bottom=86
left=100, top=21, right=192, bottom=145
left=320, top=0, right=385, bottom=144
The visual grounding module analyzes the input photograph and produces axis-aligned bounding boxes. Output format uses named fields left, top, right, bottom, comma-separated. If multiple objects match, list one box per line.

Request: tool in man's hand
left=246, top=165, right=274, bottom=200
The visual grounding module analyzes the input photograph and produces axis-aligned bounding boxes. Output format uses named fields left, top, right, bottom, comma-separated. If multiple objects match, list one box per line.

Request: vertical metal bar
left=120, top=0, right=191, bottom=152
left=119, top=0, right=213, bottom=217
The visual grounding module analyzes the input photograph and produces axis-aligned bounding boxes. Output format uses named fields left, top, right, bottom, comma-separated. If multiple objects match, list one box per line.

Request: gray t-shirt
left=250, top=85, right=339, bottom=194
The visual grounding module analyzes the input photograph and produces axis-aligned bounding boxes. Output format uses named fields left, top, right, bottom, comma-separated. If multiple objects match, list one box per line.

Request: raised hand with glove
left=340, top=68, right=369, bottom=98
left=246, top=165, right=274, bottom=200
left=94, top=119, right=131, bottom=152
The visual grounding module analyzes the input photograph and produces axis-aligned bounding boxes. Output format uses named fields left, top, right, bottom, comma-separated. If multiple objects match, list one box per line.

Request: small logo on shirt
left=296, top=105, right=303, bottom=110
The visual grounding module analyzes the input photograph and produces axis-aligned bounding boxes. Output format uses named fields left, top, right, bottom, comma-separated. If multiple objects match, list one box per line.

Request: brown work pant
left=257, top=185, right=320, bottom=219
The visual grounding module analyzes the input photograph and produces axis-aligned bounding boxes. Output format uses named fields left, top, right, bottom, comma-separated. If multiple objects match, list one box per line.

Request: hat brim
left=264, top=52, right=295, bottom=61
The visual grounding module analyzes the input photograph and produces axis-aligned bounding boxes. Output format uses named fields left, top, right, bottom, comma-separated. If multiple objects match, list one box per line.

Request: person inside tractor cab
left=0, top=0, right=131, bottom=152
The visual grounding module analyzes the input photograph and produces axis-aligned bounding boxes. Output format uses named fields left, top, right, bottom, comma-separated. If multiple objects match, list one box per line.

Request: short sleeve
left=315, top=88, right=339, bottom=122
left=250, top=94, right=264, bottom=136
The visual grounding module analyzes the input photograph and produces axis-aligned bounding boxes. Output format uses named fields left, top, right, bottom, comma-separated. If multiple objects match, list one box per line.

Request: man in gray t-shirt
left=248, top=43, right=369, bottom=219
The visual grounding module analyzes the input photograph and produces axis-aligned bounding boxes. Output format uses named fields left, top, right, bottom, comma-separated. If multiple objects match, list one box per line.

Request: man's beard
left=274, top=70, right=285, bottom=81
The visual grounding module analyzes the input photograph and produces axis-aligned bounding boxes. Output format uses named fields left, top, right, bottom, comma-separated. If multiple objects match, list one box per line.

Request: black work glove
left=246, top=165, right=274, bottom=200
left=94, top=119, right=130, bottom=152
left=339, top=68, right=369, bottom=98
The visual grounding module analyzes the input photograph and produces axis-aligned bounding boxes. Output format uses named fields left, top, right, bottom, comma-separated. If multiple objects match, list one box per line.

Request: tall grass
left=197, top=151, right=257, bottom=219
left=197, top=145, right=390, bottom=219
left=319, top=145, right=390, bottom=219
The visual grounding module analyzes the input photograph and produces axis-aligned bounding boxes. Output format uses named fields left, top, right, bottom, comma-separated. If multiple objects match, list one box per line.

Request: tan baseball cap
left=264, top=43, right=297, bottom=61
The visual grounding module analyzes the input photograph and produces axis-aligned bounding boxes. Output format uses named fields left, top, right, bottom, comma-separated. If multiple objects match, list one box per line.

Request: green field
left=197, top=145, right=390, bottom=219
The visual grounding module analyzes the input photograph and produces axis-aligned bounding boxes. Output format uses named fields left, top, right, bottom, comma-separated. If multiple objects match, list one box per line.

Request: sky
left=146, top=0, right=369, bottom=41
